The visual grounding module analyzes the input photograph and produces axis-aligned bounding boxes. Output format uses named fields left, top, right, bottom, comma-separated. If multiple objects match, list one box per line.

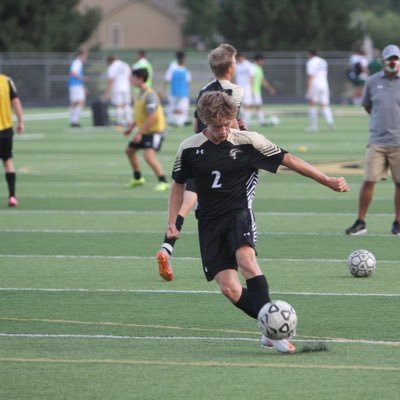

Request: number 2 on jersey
left=211, top=170, right=222, bottom=188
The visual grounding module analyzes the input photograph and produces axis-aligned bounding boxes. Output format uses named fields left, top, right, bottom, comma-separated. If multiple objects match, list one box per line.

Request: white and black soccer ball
left=257, top=300, right=297, bottom=340
left=347, top=249, right=376, bottom=277
left=266, top=115, right=280, bottom=126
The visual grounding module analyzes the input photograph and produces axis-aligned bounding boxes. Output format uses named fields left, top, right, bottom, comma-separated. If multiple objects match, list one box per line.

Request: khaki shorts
left=364, top=144, right=400, bottom=183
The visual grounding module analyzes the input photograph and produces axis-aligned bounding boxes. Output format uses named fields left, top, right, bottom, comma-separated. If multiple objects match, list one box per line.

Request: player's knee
left=125, top=147, right=133, bottom=157
left=219, top=284, right=241, bottom=302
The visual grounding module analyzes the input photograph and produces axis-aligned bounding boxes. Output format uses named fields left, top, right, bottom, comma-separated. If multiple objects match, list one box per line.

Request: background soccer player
left=0, top=72, right=24, bottom=207
left=156, top=43, right=244, bottom=281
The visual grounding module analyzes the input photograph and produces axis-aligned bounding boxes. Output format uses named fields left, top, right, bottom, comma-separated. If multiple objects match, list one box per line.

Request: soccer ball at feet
left=257, top=300, right=297, bottom=340
left=347, top=249, right=376, bottom=277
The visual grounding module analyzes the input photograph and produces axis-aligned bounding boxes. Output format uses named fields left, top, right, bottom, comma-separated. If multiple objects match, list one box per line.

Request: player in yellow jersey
left=0, top=73, right=24, bottom=207
left=124, top=68, right=169, bottom=191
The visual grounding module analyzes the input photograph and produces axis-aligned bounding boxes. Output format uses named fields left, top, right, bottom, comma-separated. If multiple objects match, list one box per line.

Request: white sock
left=116, top=107, right=124, bottom=125
left=322, top=106, right=334, bottom=125
left=257, top=110, right=265, bottom=124
left=125, top=105, right=133, bottom=124
left=308, top=107, right=318, bottom=129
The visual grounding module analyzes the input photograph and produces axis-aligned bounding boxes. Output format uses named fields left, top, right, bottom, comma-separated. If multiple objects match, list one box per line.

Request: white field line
left=0, top=227, right=396, bottom=237
left=0, top=288, right=399, bottom=297
left=0, top=333, right=399, bottom=347
left=0, top=210, right=396, bottom=217
left=1, top=193, right=394, bottom=201
left=0, top=254, right=398, bottom=265
left=0, top=253, right=399, bottom=265
left=18, top=111, right=91, bottom=121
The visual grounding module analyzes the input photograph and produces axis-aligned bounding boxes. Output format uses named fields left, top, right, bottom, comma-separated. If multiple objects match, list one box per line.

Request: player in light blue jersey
left=68, top=49, right=88, bottom=127
left=163, top=51, right=191, bottom=126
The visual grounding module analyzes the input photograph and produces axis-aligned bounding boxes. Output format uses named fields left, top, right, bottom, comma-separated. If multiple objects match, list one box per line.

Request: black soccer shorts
left=198, top=208, right=257, bottom=281
left=0, top=128, right=14, bottom=161
left=128, top=132, right=164, bottom=152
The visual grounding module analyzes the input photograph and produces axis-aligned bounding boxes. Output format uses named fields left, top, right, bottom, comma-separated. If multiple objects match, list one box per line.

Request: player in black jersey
left=157, top=43, right=244, bottom=281
left=165, top=91, right=349, bottom=353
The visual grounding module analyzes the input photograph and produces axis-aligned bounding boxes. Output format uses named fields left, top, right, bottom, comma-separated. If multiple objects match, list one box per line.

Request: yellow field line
left=0, top=357, right=399, bottom=371
left=0, top=317, right=257, bottom=335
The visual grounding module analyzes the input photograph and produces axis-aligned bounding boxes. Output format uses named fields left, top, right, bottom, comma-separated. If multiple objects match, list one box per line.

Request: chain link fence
left=0, top=51, right=356, bottom=107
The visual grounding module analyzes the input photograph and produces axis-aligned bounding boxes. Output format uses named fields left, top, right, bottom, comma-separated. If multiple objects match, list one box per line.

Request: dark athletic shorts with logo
left=128, top=132, right=164, bottom=151
left=197, top=208, right=257, bottom=281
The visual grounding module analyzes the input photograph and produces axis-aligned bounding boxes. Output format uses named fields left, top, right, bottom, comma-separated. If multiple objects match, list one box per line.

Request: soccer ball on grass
left=265, top=115, right=280, bottom=126
left=347, top=249, right=376, bottom=277
left=257, top=300, right=297, bottom=340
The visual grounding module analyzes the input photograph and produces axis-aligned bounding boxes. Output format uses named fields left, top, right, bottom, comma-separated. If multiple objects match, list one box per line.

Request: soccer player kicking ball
left=164, top=91, right=349, bottom=353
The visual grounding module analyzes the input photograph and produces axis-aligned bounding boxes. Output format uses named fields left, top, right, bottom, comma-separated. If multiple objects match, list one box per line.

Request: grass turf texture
left=0, top=105, right=399, bottom=400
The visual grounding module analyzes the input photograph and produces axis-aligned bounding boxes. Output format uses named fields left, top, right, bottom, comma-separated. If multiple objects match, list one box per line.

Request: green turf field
left=0, top=106, right=399, bottom=400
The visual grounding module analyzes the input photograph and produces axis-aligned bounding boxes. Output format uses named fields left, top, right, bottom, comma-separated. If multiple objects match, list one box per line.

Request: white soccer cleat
left=260, top=334, right=296, bottom=354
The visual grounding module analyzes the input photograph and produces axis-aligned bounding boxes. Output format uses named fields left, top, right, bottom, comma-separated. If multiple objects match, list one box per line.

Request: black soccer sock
left=134, top=171, right=141, bottom=180
left=234, top=287, right=258, bottom=319
left=5, top=172, right=16, bottom=197
left=158, top=175, right=167, bottom=183
left=246, top=275, right=271, bottom=315
left=161, top=215, right=185, bottom=255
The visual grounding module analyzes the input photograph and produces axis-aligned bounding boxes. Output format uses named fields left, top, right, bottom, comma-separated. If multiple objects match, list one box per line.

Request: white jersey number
left=211, top=171, right=222, bottom=188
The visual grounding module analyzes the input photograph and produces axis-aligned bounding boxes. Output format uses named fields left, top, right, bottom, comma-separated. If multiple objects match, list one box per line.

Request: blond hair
left=208, top=43, right=237, bottom=78
left=197, top=91, right=238, bottom=126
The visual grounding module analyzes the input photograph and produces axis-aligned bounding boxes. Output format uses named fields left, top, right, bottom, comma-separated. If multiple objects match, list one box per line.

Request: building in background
left=80, top=0, right=185, bottom=50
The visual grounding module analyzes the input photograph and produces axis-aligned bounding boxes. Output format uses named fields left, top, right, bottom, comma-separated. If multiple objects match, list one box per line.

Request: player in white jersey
left=305, top=49, right=334, bottom=132
left=235, top=53, right=255, bottom=126
left=104, top=55, right=133, bottom=126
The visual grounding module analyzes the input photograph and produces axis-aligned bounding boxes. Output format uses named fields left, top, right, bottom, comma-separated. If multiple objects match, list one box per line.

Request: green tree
left=217, top=0, right=360, bottom=50
left=0, top=0, right=101, bottom=51
left=363, top=10, right=400, bottom=49
left=180, top=0, right=219, bottom=48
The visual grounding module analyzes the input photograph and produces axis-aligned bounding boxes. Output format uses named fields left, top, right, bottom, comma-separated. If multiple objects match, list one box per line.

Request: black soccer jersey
left=194, top=79, right=244, bottom=133
left=172, top=128, right=287, bottom=220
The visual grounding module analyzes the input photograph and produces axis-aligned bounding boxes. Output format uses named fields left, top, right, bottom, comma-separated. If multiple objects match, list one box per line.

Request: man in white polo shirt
left=305, top=49, right=335, bottom=132
left=346, top=44, right=400, bottom=235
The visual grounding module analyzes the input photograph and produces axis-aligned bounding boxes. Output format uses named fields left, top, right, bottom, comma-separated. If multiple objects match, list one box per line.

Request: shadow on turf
left=296, top=343, right=329, bottom=353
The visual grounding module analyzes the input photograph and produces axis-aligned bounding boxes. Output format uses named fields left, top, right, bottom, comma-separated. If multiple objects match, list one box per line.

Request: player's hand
left=132, top=133, right=142, bottom=143
left=237, top=118, right=247, bottom=130
left=328, top=177, right=350, bottom=192
left=123, top=127, right=132, bottom=136
left=16, top=121, right=24, bottom=134
left=166, top=223, right=181, bottom=240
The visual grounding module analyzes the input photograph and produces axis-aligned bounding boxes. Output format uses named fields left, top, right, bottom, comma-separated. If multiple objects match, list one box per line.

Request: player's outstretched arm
left=281, top=153, right=349, bottom=192
left=166, top=182, right=185, bottom=239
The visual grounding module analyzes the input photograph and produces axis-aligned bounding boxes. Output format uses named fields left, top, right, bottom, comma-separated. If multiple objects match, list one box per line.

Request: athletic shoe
left=128, top=177, right=146, bottom=188
left=260, top=334, right=296, bottom=354
left=154, top=182, right=170, bottom=191
left=70, top=123, right=81, bottom=128
left=345, top=219, right=367, bottom=235
left=8, top=196, right=18, bottom=207
left=156, top=250, right=174, bottom=281
left=391, top=221, right=400, bottom=235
